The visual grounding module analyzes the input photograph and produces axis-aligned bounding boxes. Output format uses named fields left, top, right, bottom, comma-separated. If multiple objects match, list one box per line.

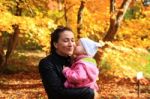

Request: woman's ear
left=54, top=42, right=58, bottom=48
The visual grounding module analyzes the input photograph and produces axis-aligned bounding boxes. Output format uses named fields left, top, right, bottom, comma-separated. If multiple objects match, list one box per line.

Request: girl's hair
left=50, top=26, right=73, bottom=54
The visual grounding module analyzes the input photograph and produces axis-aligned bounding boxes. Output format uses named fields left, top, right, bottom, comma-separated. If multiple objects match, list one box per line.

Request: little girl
left=63, top=38, right=104, bottom=99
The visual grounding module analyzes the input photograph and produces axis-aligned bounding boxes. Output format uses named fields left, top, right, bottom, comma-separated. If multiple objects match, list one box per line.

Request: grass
left=99, top=46, right=150, bottom=79
left=1, top=46, right=150, bottom=79
left=0, top=50, right=45, bottom=74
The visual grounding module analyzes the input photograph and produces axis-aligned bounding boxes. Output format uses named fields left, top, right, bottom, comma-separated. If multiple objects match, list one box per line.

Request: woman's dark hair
left=50, top=26, right=73, bottom=54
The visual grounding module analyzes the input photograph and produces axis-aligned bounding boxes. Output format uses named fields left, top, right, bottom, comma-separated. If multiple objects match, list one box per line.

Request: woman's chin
left=66, top=51, right=74, bottom=56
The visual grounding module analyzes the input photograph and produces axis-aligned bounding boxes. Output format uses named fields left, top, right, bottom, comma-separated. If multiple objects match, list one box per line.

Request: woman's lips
left=67, top=48, right=74, bottom=51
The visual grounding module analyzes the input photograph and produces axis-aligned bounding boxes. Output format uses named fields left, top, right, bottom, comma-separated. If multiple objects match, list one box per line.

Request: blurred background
left=0, top=0, right=150, bottom=98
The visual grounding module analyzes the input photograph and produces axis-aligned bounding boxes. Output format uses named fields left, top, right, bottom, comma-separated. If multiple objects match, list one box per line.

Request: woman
left=39, top=26, right=94, bottom=99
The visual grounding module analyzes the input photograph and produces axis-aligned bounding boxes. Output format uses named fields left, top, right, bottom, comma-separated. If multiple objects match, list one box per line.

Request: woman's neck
left=55, top=50, right=68, bottom=57
left=52, top=51, right=71, bottom=66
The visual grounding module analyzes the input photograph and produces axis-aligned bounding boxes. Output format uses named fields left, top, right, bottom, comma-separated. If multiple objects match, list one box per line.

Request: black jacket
left=39, top=52, right=94, bottom=99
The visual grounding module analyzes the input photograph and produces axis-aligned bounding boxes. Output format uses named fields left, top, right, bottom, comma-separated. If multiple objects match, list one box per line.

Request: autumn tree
left=103, top=0, right=132, bottom=41
left=0, top=33, right=4, bottom=66
left=61, top=0, right=76, bottom=27
left=0, top=0, right=56, bottom=68
left=57, top=0, right=63, bottom=11
left=4, top=0, right=22, bottom=67
left=77, top=0, right=86, bottom=38
left=110, top=0, right=116, bottom=13
left=0, top=0, right=21, bottom=67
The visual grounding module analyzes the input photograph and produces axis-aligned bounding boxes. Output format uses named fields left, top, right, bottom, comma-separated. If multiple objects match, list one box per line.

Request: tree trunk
left=64, top=0, right=69, bottom=27
left=57, top=0, right=63, bottom=11
left=55, top=0, right=75, bottom=26
left=4, top=25, right=20, bottom=66
left=0, top=32, right=4, bottom=67
left=77, top=1, right=85, bottom=39
left=4, top=1, right=22, bottom=67
left=103, top=0, right=132, bottom=41
left=110, top=0, right=116, bottom=13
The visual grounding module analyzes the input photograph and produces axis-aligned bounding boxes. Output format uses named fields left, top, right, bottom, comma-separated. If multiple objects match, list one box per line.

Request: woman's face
left=54, top=30, right=75, bottom=56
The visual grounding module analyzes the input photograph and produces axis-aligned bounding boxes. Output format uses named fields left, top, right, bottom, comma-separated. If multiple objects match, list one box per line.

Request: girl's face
left=74, top=41, right=86, bottom=56
left=54, top=30, right=75, bottom=56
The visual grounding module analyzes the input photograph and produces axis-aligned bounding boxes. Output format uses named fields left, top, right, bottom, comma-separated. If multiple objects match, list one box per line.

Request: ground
left=0, top=50, right=149, bottom=99
left=0, top=71, right=150, bottom=99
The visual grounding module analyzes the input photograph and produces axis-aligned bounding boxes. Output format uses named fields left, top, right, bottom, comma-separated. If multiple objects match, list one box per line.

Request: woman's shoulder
left=39, top=55, right=53, bottom=68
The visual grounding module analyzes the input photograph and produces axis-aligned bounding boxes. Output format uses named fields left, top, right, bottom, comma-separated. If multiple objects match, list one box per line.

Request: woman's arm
left=39, top=59, right=94, bottom=99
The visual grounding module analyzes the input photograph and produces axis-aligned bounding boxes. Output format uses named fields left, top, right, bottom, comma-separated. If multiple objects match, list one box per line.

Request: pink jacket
left=62, top=55, right=99, bottom=91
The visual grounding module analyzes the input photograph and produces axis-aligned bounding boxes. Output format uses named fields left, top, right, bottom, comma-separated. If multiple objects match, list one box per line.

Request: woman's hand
left=94, top=90, right=100, bottom=99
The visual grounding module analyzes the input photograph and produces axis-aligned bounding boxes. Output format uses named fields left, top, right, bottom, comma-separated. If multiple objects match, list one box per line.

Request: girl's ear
left=54, top=42, right=58, bottom=48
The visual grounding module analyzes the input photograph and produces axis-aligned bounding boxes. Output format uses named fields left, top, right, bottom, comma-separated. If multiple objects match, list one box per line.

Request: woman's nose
left=68, top=41, right=75, bottom=47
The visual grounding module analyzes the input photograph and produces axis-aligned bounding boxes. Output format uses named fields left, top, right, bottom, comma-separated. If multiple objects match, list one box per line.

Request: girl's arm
left=63, top=63, right=87, bottom=84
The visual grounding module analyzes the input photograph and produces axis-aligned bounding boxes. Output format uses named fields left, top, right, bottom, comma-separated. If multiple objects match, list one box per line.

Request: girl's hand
left=63, top=65, right=66, bottom=69
left=63, top=65, right=70, bottom=71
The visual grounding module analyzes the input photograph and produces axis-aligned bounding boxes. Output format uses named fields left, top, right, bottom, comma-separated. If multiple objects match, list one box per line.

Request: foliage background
left=0, top=0, right=150, bottom=98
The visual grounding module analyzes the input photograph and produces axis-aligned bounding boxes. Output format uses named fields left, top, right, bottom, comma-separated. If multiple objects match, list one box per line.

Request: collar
left=51, top=52, right=71, bottom=66
left=74, top=55, right=92, bottom=62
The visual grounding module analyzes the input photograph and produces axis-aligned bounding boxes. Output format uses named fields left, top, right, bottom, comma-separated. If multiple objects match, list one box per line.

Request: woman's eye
left=63, top=39, right=74, bottom=42
left=71, top=39, right=75, bottom=42
left=63, top=39, right=68, bottom=42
